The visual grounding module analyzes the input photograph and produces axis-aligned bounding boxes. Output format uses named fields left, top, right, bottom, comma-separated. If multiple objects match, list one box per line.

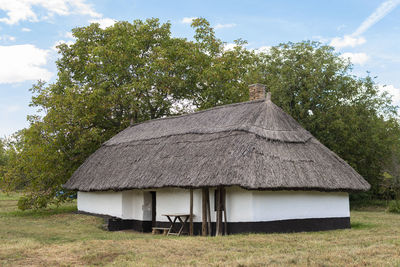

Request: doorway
left=150, top=191, right=156, bottom=227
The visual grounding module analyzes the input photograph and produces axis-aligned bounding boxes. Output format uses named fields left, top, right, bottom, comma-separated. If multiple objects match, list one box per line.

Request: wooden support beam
left=216, top=187, right=223, bottom=236
left=189, top=188, right=193, bottom=236
left=223, top=188, right=227, bottom=235
left=215, top=188, right=220, bottom=236
left=206, top=188, right=211, bottom=236
left=202, top=188, right=207, bottom=236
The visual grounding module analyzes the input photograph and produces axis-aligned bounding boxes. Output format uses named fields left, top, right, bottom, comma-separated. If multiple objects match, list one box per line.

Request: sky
left=0, top=0, right=400, bottom=137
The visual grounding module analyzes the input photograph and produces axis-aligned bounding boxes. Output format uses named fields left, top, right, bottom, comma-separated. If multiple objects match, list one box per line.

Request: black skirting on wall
left=77, top=211, right=350, bottom=234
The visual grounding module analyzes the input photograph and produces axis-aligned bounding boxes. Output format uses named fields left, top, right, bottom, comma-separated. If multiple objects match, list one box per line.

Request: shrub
left=387, top=200, right=400, bottom=214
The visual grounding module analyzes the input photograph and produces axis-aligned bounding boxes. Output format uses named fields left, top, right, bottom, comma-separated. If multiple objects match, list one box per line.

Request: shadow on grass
left=351, top=221, right=376, bottom=230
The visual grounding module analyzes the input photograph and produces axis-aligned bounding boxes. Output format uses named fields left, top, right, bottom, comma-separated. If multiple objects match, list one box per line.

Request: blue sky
left=0, top=0, right=400, bottom=137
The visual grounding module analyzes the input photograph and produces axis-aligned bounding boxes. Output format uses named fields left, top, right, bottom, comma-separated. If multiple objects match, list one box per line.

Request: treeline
left=0, top=18, right=399, bottom=209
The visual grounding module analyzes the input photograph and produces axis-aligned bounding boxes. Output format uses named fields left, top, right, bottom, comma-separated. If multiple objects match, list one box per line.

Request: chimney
left=249, top=83, right=266, bottom=101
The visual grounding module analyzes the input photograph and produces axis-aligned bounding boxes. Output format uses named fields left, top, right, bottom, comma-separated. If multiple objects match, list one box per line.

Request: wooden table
left=162, top=214, right=192, bottom=236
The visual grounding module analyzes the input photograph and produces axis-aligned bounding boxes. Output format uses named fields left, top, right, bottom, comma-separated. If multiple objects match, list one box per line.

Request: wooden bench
left=152, top=227, right=169, bottom=235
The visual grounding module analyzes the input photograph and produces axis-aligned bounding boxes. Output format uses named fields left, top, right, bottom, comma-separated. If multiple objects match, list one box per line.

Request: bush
left=387, top=200, right=400, bottom=213
left=17, top=194, right=49, bottom=210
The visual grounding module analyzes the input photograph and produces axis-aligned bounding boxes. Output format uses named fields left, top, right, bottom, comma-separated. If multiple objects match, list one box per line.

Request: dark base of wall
left=76, top=211, right=153, bottom=231
left=153, top=217, right=350, bottom=235
left=227, top=217, right=350, bottom=234
left=77, top=211, right=350, bottom=234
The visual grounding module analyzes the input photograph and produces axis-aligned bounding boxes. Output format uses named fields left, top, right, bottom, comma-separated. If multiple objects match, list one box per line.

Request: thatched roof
left=64, top=96, right=370, bottom=192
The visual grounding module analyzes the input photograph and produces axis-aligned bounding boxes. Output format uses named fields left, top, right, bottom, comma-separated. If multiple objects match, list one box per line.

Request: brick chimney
left=249, top=83, right=266, bottom=101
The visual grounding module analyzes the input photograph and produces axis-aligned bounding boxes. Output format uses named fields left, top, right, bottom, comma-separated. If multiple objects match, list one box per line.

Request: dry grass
left=0, top=192, right=399, bottom=266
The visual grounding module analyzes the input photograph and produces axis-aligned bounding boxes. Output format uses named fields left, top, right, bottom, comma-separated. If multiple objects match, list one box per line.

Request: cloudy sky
left=0, top=0, right=400, bottom=136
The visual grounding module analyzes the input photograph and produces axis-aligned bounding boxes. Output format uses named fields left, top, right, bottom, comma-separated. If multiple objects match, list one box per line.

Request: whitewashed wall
left=155, top=188, right=203, bottom=222
left=78, top=190, right=150, bottom=220
left=78, top=191, right=123, bottom=218
left=121, top=190, right=150, bottom=220
left=250, top=190, right=349, bottom=221
left=155, top=187, right=349, bottom=222
left=78, top=188, right=349, bottom=222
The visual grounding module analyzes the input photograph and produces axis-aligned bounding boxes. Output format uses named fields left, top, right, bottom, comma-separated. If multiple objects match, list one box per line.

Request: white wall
left=78, top=188, right=349, bottom=222
left=251, top=190, right=349, bottom=222
left=78, top=190, right=149, bottom=220
left=225, top=187, right=253, bottom=222
left=78, top=191, right=123, bottom=218
left=155, top=188, right=203, bottom=222
left=154, top=187, right=349, bottom=222
left=121, top=190, right=148, bottom=220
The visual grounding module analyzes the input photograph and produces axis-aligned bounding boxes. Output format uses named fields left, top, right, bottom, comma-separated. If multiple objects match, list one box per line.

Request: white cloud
left=330, top=0, right=400, bottom=49
left=336, top=24, right=346, bottom=31
left=330, top=35, right=366, bottom=49
left=52, top=40, right=74, bottom=51
left=378, top=84, right=400, bottom=106
left=353, top=0, right=400, bottom=36
left=0, top=0, right=101, bottom=25
left=340, top=52, right=369, bottom=65
left=0, top=44, right=52, bottom=83
left=312, top=35, right=330, bottom=43
left=21, top=27, right=31, bottom=32
left=89, top=18, right=116, bottom=29
left=223, top=43, right=237, bottom=51
left=64, top=31, right=74, bottom=39
left=254, top=45, right=271, bottom=54
left=181, top=17, right=197, bottom=24
left=214, top=23, right=236, bottom=29
left=0, top=35, right=16, bottom=41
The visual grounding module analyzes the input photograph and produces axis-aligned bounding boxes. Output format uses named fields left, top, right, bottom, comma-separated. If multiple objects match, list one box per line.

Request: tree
left=183, top=18, right=255, bottom=109
left=0, top=139, right=6, bottom=167
left=253, top=41, right=400, bottom=196
left=3, top=19, right=400, bottom=209
left=0, top=139, right=7, bottom=186
left=3, top=18, right=255, bottom=209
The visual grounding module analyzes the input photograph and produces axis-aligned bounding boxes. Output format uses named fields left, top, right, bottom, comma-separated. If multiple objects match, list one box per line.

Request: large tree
left=3, top=19, right=400, bottom=209
left=253, top=41, right=400, bottom=196
left=0, top=139, right=7, bottom=185
left=3, top=18, right=255, bottom=209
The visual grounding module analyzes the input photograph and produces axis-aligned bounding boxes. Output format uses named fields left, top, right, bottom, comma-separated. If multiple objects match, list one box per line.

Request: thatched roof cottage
left=64, top=84, right=370, bottom=235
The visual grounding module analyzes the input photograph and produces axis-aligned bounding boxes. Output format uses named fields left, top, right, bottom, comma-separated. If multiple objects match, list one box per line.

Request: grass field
left=0, top=192, right=399, bottom=266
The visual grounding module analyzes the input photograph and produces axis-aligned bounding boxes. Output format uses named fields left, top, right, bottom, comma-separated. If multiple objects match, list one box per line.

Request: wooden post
left=189, top=188, right=193, bottom=236
left=206, top=188, right=211, bottom=236
left=201, top=188, right=207, bottom=236
left=215, top=188, right=220, bottom=236
left=223, top=188, right=227, bottom=235
left=216, top=187, right=223, bottom=236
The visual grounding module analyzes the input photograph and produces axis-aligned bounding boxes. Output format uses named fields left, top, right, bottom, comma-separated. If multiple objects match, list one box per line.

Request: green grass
left=1, top=191, right=400, bottom=266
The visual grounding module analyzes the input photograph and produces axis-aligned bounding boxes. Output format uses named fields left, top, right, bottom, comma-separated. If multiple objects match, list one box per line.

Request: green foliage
left=187, top=18, right=255, bottom=109
left=253, top=41, right=400, bottom=196
left=0, top=139, right=6, bottom=166
left=3, top=19, right=400, bottom=209
left=0, top=138, right=9, bottom=187
left=387, top=200, right=400, bottom=213
left=3, top=18, right=255, bottom=209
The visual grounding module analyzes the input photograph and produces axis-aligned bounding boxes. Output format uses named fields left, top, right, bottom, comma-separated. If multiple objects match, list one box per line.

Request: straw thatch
left=64, top=97, right=370, bottom=192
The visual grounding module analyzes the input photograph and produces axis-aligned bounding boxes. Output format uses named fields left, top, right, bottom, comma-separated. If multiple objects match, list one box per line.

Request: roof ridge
left=104, top=129, right=314, bottom=147
left=105, top=124, right=311, bottom=146
left=127, top=98, right=265, bottom=129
